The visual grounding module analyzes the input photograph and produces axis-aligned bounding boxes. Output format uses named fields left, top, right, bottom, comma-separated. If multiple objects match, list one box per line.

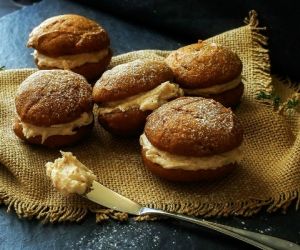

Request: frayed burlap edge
left=0, top=188, right=130, bottom=223
left=276, top=77, right=300, bottom=115
left=118, top=190, right=300, bottom=222
left=0, top=188, right=87, bottom=223
left=1, top=188, right=299, bottom=223
left=1, top=11, right=299, bottom=223
left=256, top=75, right=300, bottom=114
left=243, top=11, right=299, bottom=114
left=244, top=10, right=273, bottom=98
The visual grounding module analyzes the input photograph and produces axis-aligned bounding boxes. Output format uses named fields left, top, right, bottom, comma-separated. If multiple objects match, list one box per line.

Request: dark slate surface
left=1, top=205, right=300, bottom=249
left=0, top=0, right=299, bottom=249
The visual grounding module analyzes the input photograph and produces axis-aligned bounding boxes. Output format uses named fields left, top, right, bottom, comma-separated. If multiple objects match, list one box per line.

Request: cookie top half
left=165, top=41, right=242, bottom=88
left=27, top=14, right=110, bottom=56
left=15, top=70, right=93, bottom=126
left=93, top=59, right=174, bottom=103
left=144, top=97, right=243, bottom=157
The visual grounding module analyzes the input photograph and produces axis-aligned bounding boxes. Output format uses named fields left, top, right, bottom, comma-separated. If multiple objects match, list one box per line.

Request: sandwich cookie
left=27, top=14, right=112, bottom=81
left=93, top=59, right=183, bottom=136
left=165, top=41, right=243, bottom=107
left=13, top=70, right=94, bottom=147
left=140, top=97, right=244, bottom=182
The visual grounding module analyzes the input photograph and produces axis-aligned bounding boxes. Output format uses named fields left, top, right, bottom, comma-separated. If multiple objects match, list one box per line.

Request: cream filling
left=21, top=112, right=93, bottom=143
left=46, top=151, right=97, bottom=195
left=34, top=49, right=109, bottom=69
left=98, top=81, right=184, bottom=114
left=183, top=75, right=241, bottom=95
left=140, top=134, right=243, bottom=171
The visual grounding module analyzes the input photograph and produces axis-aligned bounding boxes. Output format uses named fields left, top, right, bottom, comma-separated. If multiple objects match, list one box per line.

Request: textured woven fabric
left=0, top=11, right=299, bottom=222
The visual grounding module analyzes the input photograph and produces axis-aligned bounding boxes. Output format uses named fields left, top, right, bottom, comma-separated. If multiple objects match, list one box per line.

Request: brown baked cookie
left=190, top=82, right=244, bottom=109
left=93, top=59, right=174, bottom=103
left=14, top=70, right=94, bottom=147
left=27, top=14, right=110, bottom=56
left=93, top=59, right=183, bottom=136
left=28, top=14, right=112, bottom=81
left=140, top=97, right=243, bottom=182
left=98, top=108, right=151, bottom=136
left=165, top=41, right=243, bottom=107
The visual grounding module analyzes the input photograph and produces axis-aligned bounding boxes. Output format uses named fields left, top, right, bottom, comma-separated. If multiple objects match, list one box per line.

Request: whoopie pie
left=165, top=41, right=243, bottom=107
left=27, top=14, right=112, bottom=81
left=13, top=70, right=94, bottom=147
left=93, top=59, right=183, bottom=136
left=140, top=97, right=244, bottom=182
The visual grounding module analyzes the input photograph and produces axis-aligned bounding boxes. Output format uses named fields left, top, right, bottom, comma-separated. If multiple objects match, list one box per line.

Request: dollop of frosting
left=46, top=151, right=97, bottom=195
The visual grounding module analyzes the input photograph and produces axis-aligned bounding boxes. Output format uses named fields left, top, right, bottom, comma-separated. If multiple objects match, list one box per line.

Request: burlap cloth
left=0, top=11, right=299, bottom=223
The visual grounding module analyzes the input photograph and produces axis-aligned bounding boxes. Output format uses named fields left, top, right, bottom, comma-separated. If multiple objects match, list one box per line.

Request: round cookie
left=13, top=70, right=94, bottom=147
left=27, top=14, right=112, bottom=81
left=165, top=41, right=243, bottom=107
left=97, top=108, right=151, bottom=136
left=93, top=59, right=174, bottom=102
left=140, top=97, right=244, bottom=182
left=93, top=59, right=183, bottom=136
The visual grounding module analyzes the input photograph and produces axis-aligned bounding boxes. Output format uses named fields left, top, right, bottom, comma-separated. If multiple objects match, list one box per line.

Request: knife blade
left=85, top=181, right=143, bottom=215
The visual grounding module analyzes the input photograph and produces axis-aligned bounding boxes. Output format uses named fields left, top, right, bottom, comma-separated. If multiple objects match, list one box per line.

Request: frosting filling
left=140, top=134, right=243, bottom=171
left=98, top=81, right=183, bottom=114
left=183, top=75, right=241, bottom=95
left=34, top=49, right=109, bottom=69
left=46, top=151, right=97, bottom=195
left=21, top=112, right=93, bottom=143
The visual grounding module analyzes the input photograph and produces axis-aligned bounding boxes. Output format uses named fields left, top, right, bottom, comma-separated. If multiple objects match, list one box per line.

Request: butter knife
left=85, top=181, right=300, bottom=250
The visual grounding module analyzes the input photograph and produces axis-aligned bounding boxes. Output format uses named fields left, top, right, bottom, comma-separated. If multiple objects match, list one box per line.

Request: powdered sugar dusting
left=145, top=97, right=243, bottom=156
left=93, top=59, right=173, bottom=102
left=65, top=220, right=194, bottom=249
left=16, top=70, right=93, bottom=126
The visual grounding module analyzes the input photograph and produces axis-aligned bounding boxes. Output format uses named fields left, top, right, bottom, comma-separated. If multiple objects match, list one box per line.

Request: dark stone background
left=0, top=0, right=299, bottom=249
